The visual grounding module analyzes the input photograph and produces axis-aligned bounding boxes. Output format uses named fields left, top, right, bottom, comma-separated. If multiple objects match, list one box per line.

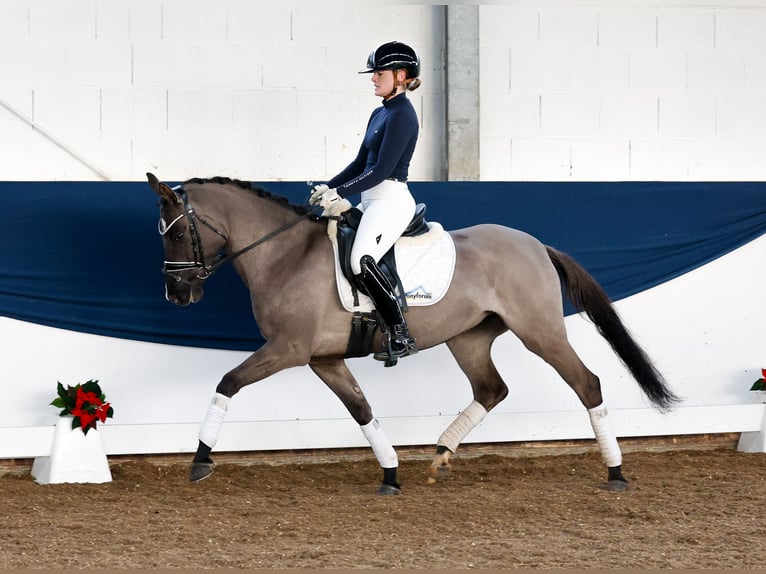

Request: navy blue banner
left=1, top=181, right=764, bottom=351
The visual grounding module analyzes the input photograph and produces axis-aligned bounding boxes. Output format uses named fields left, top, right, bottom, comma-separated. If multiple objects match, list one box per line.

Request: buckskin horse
left=147, top=173, right=678, bottom=494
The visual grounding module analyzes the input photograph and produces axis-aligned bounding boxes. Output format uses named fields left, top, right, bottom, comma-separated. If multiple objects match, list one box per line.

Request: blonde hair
left=405, top=77, right=421, bottom=91
left=393, top=69, right=421, bottom=92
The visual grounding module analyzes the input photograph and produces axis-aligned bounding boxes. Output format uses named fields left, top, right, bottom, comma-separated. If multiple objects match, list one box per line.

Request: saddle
left=335, top=203, right=429, bottom=358
left=336, top=203, right=430, bottom=307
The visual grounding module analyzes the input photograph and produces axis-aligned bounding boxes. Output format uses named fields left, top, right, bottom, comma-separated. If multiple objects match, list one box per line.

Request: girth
left=336, top=203, right=429, bottom=307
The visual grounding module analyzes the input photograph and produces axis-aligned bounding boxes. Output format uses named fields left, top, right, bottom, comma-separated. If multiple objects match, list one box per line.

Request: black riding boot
left=357, top=255, right=418, bottom=365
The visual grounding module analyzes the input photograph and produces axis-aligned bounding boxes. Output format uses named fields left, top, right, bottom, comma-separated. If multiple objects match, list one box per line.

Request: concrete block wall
left=479, top=3, right=766, bottom=180
left=0, top=0, right=445, bottom=182
left=2, top=1, right=766, bottom=182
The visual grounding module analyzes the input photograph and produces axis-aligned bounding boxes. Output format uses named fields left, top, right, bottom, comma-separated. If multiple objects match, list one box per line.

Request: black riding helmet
left=359, top=41, right=420, bottom=79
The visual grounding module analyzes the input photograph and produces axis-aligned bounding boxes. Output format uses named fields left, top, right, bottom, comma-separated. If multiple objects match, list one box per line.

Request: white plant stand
left=737, top=400, right=766, bottom=453
left=31, top=416, right=112, bottom=484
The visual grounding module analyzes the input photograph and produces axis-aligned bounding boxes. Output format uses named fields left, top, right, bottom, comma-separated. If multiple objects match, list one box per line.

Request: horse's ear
left=146, top=172, right=179, bottom=204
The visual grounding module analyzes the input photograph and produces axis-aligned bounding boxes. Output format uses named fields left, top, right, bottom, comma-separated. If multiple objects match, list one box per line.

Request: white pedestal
left=737, top=400, right=766, bottom=454
left=31, top=416, right=112, bottom=484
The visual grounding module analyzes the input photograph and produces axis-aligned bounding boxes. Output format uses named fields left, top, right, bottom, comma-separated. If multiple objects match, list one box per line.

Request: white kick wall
left=2, top=234, right=764, bottom=458
left=1, top=1, right=765, bottom=458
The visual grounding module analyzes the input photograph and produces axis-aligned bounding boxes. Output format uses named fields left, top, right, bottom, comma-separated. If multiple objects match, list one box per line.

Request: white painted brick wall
left=0, top=1, right=444, bottom=182
left=540, top=7, right=598, bottom=48
left=600, top=94, right=658, bottom=137
left=716, top=8, right=766, bottom=51
left=598, top=7, right=658, bottom=49
left=2, top=1, right=766, bottom=182
left=659, top=94, right=716, bottom=136
left=481, top=2, right=766, bottom=181
left=717, top=94, right=766, bottom=136
left=657, top=8, right=714, bottom=50
left=540, top=94, right=601, bottom=136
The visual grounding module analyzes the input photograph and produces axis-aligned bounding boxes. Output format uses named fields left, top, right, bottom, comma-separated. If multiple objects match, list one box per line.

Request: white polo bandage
left=437, top=400, right=488, bottom=453
left=588, top=402, right=622, bottom=468
left=198, top=393, right=230, bottom=448
left=360, top=419, right=398, bottom=469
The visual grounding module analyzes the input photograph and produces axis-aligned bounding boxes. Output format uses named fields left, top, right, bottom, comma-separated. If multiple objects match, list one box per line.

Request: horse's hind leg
left=518, top=327, right=628, bottom=491
left=431, top=315, right=509, bottom=483
left=309, top=358, right=401, bottom=495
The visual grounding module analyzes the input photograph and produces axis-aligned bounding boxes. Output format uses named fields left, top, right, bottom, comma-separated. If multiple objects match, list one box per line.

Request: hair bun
left=407, top=77, right=421, bottom=91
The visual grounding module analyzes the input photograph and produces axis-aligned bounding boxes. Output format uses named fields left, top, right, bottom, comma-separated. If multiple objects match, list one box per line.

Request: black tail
left=546, top=246, right=680, bottom=412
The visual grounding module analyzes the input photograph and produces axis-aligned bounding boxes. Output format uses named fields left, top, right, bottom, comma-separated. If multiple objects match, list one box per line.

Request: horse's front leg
left=189, top=340, right=308, bottom=483
left=309, top=359, right=401, bottom=495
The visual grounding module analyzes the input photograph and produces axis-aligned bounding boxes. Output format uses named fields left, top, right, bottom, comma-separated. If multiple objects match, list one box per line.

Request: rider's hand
left=317, top=187, right=340, bottom=210
left=322, top=196, right=351, bottom=217
left=309, top=184, right=349, bottom=217
left=318, top=188, right=351, bottom=217
left=309, top=184, right=330, bottom=206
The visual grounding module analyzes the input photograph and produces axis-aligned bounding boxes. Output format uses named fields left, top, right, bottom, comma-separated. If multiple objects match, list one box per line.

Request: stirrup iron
left=373, top=322, right=418, bottom=367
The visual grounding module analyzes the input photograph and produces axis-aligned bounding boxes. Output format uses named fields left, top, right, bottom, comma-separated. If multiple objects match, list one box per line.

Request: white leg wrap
left=198, top=393, right=230, bottom=449
left=588, top=402, right=622, bottom=468
left=360, top=419, right=398, bottom=469
left=437, top=400, right=488, bottom=453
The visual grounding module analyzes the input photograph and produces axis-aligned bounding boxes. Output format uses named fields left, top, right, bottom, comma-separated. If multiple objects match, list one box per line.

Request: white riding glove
left=309, top=184, right=330, bottom=206
left=312, top=186, right=351, bottom=217
left=319, top=189, right=352, bottom=217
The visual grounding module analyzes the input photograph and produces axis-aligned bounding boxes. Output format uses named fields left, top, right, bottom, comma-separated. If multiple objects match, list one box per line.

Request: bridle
left=159, top=186, right=318, bottom=285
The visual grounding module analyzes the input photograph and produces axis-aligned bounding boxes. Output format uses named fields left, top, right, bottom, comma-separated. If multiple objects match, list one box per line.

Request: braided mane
left=183, top=176, right=318, bottom=219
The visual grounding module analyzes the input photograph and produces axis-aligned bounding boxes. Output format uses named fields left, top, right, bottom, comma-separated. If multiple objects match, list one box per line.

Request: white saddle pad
left=328, top=220, right=456, bottom=313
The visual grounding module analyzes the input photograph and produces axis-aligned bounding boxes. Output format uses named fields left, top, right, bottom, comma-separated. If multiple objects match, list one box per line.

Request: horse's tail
left=546, top=246, right=680, bottom=412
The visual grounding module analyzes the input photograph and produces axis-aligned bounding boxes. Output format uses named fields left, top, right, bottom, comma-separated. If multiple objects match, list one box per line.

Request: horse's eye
left=173, top=231, right=185, bottom=241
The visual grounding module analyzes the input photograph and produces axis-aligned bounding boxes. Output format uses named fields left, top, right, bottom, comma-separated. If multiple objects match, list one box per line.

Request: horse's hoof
left=377, top=483, right=402, bottom=496
left=189, top=462, right=214, bottom=483
left=600, top=479, right=629, bottom=492
left=427, top=463, right=451, bottom=484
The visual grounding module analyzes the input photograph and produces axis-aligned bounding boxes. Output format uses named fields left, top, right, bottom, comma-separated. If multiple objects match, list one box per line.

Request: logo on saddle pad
left=404, top=285, right=434, bottom=302
left=328, top=221, right=456, bottom=313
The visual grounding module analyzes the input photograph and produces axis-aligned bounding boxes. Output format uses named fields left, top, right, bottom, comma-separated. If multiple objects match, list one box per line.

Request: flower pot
left=31, top=415, right=112, bottom=484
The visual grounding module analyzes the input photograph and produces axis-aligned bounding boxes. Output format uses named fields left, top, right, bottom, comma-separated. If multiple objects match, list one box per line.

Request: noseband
left=159, top=186, right=318, bottom=284
left=159, top=188, right=227, bottom=283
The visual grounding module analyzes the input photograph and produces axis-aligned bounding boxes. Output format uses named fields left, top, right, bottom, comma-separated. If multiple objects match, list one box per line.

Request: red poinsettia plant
left=750, top=368, right=766, bottom=392
left=50, top=379, right=114, bottom=435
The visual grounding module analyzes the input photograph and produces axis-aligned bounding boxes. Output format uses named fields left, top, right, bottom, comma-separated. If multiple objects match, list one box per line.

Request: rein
left=161, top=186, right=319, bottom=282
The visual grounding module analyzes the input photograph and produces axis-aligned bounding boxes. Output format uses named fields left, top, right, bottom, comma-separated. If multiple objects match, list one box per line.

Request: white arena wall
left=2, top=233, right=764, bottom=459
left=1, top=1, right=766, bottom=459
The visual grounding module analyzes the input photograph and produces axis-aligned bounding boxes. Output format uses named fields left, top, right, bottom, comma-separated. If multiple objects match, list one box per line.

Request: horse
left=146, top=172, right=679, bottom=494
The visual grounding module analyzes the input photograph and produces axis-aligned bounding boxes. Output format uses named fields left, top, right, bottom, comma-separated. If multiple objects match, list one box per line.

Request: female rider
left=310, top=41, right=422, bottom=363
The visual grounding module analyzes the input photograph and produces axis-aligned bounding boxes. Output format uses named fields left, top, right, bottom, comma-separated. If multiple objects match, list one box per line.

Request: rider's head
left=359, top=41, right=421, bottom=96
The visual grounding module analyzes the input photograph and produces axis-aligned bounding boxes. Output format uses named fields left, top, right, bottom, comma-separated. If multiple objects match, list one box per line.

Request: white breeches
left=349, top=179, right=417, bottom=276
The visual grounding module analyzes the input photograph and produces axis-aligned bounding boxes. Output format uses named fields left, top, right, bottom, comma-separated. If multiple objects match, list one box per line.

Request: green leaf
left=750, top=379, right=766, bottom=391
left=81, top=379, right=101, bottom=395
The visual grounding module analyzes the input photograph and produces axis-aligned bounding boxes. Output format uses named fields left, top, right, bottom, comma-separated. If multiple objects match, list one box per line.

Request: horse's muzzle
left=165, top=283, right=203, bottom=306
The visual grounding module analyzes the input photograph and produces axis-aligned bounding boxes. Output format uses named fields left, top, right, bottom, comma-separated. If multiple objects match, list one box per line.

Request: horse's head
left=147, top=172, right=227, bottom=306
